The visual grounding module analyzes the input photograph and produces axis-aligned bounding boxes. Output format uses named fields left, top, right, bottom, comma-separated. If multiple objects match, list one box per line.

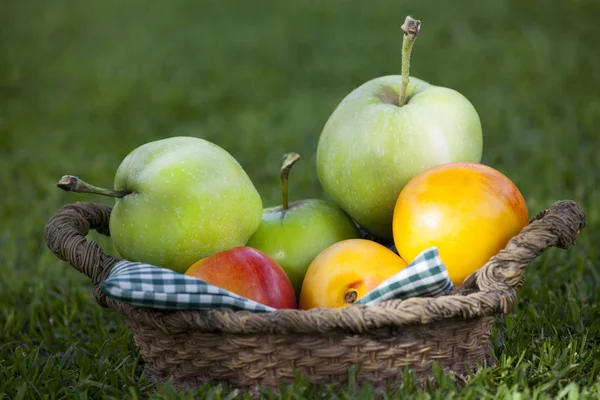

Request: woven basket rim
left=44, top=199, right=586, bottom=335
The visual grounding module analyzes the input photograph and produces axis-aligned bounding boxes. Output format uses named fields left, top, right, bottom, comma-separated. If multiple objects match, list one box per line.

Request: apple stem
left=57, top=175, right=129, bottom=198
left=280, top=152, right=300, bottom=210
left=399, top=15, right=421, bottom=107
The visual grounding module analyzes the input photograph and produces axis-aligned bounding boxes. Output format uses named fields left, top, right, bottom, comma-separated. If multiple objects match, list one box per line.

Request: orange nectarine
left=392, top=162, right=529, bottom=286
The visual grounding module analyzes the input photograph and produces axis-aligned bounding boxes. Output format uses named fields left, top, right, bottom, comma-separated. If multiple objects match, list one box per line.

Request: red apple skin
left=185, top=246, right=298, bottom=309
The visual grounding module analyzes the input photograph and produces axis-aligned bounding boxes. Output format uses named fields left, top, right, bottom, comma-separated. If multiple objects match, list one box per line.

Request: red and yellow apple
left=185, top=246, right=298, bottom=309
left=299, top=239, right=408, bottom=309
left=392, top=162, right=529, bottom=286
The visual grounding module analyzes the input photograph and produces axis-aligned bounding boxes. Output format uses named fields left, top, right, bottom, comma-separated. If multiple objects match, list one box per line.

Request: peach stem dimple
left=344, top=289, right=358, bottom=304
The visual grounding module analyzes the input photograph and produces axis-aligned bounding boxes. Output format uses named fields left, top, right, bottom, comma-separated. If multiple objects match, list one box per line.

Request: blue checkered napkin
left=100, top=247, right=453, bottom=312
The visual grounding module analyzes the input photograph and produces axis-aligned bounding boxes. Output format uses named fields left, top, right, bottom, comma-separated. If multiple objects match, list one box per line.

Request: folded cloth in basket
left=100, top=247, right=453, bottom=312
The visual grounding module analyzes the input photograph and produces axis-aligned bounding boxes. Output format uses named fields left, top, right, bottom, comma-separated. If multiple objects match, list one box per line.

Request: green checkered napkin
left=100, top=247, right=453, bottom=312
left=100, top=261, right=276, bottom=312
left=354, top=247, right=453, bottom=305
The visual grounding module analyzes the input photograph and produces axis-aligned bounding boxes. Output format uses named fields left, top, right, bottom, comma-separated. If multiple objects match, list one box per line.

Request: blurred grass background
left=1, top=0, right=599, bottom=398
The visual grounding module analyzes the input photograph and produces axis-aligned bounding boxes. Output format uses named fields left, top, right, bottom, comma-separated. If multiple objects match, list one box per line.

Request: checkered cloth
left=354, top=247, right=452, bottom=305
left=100, top=247, right=453, bottom=312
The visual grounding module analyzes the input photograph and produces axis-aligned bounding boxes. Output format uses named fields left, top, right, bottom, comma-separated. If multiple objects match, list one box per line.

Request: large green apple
left=57, top=136, right=263, bottom=273
left=316, top=16, right=483, bottom=241
left=245, top=153, right=360, bottom=296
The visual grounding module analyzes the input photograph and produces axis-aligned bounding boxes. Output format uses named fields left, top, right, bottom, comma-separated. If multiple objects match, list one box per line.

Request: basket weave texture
left=44, top=200, right=586, bottom=395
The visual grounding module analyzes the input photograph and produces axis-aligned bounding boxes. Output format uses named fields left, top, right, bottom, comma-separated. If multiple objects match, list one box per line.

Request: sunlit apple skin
left=299, top=239, right=408, bottom=309
left=185, top=247, right=298, bottom=309
left=392, top=162, right=529, bottom=286
left=316, top=75, right=483, bottom=241
left=245, top=199, right=360, bottom=297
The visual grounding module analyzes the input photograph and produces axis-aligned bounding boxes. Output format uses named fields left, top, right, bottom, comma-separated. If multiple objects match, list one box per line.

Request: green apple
left=57, top=136, right=263, bottom=273
left=316, top=16, right=483, bottom=241
left=245, top=153, right=360, bottom=296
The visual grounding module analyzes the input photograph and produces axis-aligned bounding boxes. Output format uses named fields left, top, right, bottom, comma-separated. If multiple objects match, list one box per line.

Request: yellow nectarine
left=298, top=239, right=408, bottom=309
left=392, top=162, right=529, bottom=286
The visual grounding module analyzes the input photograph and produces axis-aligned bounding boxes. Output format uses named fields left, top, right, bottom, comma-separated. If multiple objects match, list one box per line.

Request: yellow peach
left=298, top=239, right=408, bottom=309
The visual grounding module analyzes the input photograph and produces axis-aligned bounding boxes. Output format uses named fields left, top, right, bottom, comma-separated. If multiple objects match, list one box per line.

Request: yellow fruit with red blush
left=298, top=239, right=408, bottom=309
left=392, top=162, right=529, bottom=286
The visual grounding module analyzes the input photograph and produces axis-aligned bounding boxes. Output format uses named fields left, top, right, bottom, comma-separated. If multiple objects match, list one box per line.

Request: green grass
left=1, top=0, right=599, bottom=398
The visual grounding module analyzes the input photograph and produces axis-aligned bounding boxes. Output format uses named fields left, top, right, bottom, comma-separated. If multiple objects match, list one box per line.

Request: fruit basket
left=45, top=199, right=586, bottom=396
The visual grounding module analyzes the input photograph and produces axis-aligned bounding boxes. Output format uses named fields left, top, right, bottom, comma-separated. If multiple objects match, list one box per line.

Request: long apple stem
left=280, top=152, right=300, bottom=210
left=399, top=15, right=421, bottom=107
left=57, top=175, right=129, bottom=198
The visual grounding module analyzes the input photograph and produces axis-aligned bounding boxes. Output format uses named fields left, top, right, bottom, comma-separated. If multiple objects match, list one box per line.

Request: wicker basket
left=44, top=200, right=586, bottom=396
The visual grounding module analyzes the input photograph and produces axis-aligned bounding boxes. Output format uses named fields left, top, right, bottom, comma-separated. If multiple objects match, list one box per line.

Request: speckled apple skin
left=108, top=136, right=263, bottom=273
left=316, top=75, right=483, bottom=241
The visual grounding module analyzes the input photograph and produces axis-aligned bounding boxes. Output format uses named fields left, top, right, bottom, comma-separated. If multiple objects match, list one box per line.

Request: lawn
left=1, top=0, right=599, bottom=398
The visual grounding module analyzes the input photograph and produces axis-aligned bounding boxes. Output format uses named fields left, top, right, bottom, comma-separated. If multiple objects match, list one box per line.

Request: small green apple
left=245, top=153, right=360, bottom=296
left=57, top=136, right=263, bottom=273
left=316, top=16, right=483, bottom=241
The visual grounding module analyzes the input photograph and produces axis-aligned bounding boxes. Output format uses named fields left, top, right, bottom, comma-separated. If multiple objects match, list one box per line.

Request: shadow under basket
left=44, top=200, right=586, bottom=396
